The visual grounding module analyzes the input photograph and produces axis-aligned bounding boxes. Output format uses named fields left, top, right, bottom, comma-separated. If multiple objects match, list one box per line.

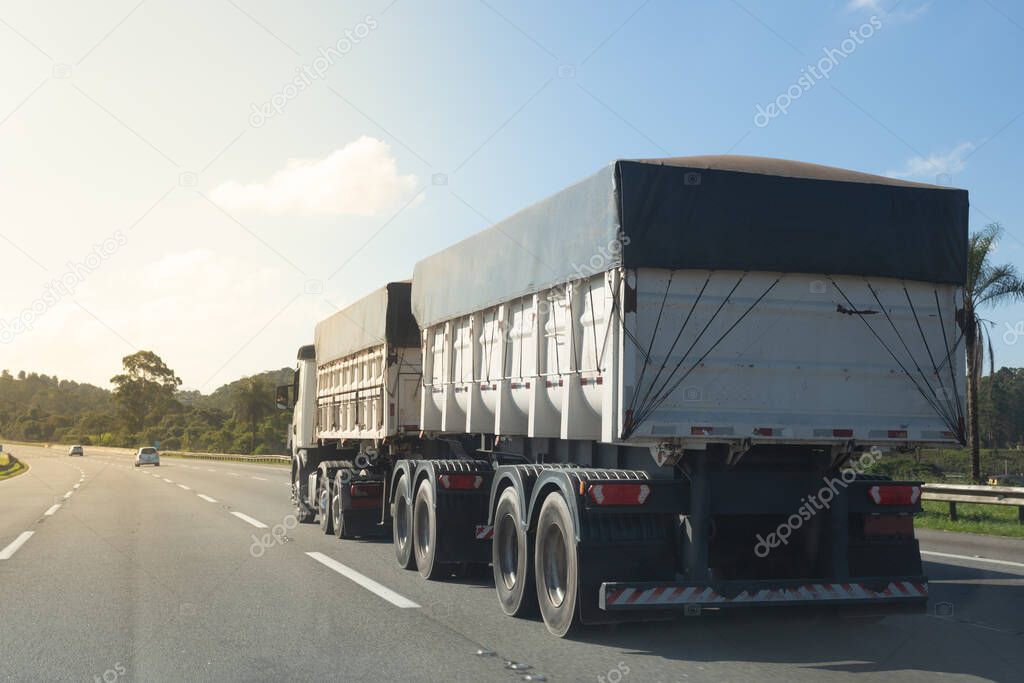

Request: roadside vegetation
left=917, top=501, right=1024, bottom=539
left=0, top=352, right=291, bottom=455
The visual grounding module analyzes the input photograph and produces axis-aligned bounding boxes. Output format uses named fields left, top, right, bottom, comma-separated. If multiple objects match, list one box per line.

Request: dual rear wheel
left=391, top=476, right=581, bottom=637
left=491, top=489, right=580, bottom=637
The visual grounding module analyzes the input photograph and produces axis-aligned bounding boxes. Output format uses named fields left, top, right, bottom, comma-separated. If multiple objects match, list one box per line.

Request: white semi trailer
left=280, top=156, right=968, bottom=636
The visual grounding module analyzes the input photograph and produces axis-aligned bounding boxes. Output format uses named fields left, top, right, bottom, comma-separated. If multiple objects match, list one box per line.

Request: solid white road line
left=230, top=511, right=268, bottom=528
left=251, top=476, right=268, bottom=481
left=921, top=550, right=1024, bottom=570
left=0, top=531, right=35, bottom=560
left=197, top=494, right=218, bottom=503
left=306, top=552, right=420, bottom=609
left=177, top=484, right=191, bottom=490
left=44, top=504, right=61, bottom=516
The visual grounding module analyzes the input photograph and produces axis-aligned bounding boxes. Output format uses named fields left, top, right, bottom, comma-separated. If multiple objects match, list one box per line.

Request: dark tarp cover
left=411, top=155, right=968, bottom=327
left=314, top=281, right=419, bottom=364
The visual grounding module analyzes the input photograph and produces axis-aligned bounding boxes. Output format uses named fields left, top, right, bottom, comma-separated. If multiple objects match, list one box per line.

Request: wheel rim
left=414, top=494, right=430, bottom=557
left=540, top=521, right=568, bottom=607
left=497, top=513, right=519, bottom=590
left=319, top=487, right=329, bottom=521
left=396, top=492, right=410, bottom=547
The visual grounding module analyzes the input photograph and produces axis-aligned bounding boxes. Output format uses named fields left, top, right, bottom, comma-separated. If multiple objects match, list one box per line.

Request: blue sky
left=1, top=0, right=1022, bottom=388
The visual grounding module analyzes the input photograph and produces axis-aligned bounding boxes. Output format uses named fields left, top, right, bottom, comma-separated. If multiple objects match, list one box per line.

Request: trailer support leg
left=829, top=486, right=849, bottom=580
left=686, top=451, right=710, bottom=581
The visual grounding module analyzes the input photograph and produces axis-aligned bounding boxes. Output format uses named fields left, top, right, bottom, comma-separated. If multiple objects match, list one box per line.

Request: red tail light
left=833, top=428, right=853, bottom=438
left=349, top=482, right=382, bottom=509
left=438, top=474, right=483, bottom=490
left=863, top=514, right=913, bottom=536
left=868, top=485, right=921, bottom=505
left=753, top=427, right=774, bottom=436
left=350, top=483, right=382, bottom=497
left=587, top=483, right=651, bottom=506
left=887, top=430, right=908, bottom=439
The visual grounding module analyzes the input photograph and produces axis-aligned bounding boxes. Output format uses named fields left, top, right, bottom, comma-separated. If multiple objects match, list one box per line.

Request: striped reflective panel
left=605, top=582, right=927, bottom=606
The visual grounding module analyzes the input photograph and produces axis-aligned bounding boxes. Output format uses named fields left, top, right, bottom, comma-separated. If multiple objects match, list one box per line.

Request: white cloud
left=210, top=136, right=420, bottom=217
left=846, top=0, right=929, bottom=23
left=887, top=142, right=975, bottom=181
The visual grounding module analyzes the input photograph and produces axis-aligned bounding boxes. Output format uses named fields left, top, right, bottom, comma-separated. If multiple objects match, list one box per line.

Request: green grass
left=0, top=452, right=27, bottom=481
left=915, top=500, right=1024, bottom=539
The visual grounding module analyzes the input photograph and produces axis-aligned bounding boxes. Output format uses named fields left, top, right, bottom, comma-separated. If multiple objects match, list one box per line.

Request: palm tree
left=232, top=377, right=272, bottom=453
left=962, top=223, right=1024, bottom=482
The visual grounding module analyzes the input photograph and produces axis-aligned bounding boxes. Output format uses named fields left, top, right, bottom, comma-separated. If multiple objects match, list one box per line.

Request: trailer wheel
left=493, top=488, right=537, bottom=617
left=534, top=492, right=580, bottom=637
left=393, top=475, right=417, bottom=569
left=331, top=473, right=348, bottom=539
left=318, top=477, right=334, bottom=535
left=414, top=478, right=447, bottom=580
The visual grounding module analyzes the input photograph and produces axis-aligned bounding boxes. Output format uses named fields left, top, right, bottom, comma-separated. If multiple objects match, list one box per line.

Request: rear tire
left=332, top=472, right=348, bottom=539
left=393, top=476, right=416, bottom=569
left=493, top=488, right=537, bottom=617
left=535, top=493, right=580, bottom=637
left=414, top=478, right=447, bottom=580
left=318, top=476, right=334, bottom=535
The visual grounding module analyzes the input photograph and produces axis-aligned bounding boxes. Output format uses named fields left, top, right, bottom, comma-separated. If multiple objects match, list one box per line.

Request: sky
left=0, top=0, right=1022, bottom=391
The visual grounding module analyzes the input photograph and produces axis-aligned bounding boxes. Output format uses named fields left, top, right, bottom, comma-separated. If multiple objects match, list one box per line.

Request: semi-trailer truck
left=278, top=155, right=968, bottom=636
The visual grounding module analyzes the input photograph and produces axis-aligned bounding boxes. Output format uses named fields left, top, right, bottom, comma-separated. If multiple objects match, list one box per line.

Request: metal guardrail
left=921, top=483, right=1024, bottom=524
left=0, top=440, right=291, bottom=465
left=160, top=451, right=290, bottom=465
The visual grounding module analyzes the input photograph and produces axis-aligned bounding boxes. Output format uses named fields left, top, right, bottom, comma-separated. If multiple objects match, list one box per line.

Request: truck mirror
left=275, top=385, right=291, bottom=410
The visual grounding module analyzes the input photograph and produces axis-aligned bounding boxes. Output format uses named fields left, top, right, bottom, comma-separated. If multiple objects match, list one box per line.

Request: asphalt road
left=1, top=443, right=1021, bottom=682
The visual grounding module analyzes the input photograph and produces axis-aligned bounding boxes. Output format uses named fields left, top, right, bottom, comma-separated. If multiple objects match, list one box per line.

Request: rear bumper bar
left=600, top=577, right=927, bottom=611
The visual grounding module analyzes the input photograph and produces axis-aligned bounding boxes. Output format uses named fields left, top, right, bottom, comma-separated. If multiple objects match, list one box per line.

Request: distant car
left=68, top=445, right=84, bottom=457
left=135, top=447, right=160, bottom=467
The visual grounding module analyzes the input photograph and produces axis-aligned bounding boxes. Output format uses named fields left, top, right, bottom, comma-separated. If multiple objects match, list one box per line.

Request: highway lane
left=2, top=443, right=1022, bottom=682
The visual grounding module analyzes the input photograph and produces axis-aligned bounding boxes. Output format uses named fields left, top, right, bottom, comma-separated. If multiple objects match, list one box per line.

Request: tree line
left=0, top=351, right=292, bottom=455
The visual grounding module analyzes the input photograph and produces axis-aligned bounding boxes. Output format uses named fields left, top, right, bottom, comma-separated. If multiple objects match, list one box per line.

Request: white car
left=135, top=447, right=160, bottom=467
left=68, top=445, right=84, bottom=457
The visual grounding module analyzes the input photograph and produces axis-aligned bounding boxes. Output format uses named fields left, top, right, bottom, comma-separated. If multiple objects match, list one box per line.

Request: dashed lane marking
left=230, top=511, right=268, bottom=528
left=0, top=532, right=35, bottom=560
left=306, top=552, right=420, bottom=609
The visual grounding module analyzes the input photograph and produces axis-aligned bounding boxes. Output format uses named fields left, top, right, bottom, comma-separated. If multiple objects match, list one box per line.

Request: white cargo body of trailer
left=419, top=268, right=964, bottom=448
left=414, top=156, right=968, bottom=451
left=313, top=282, right=421, bottom=443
